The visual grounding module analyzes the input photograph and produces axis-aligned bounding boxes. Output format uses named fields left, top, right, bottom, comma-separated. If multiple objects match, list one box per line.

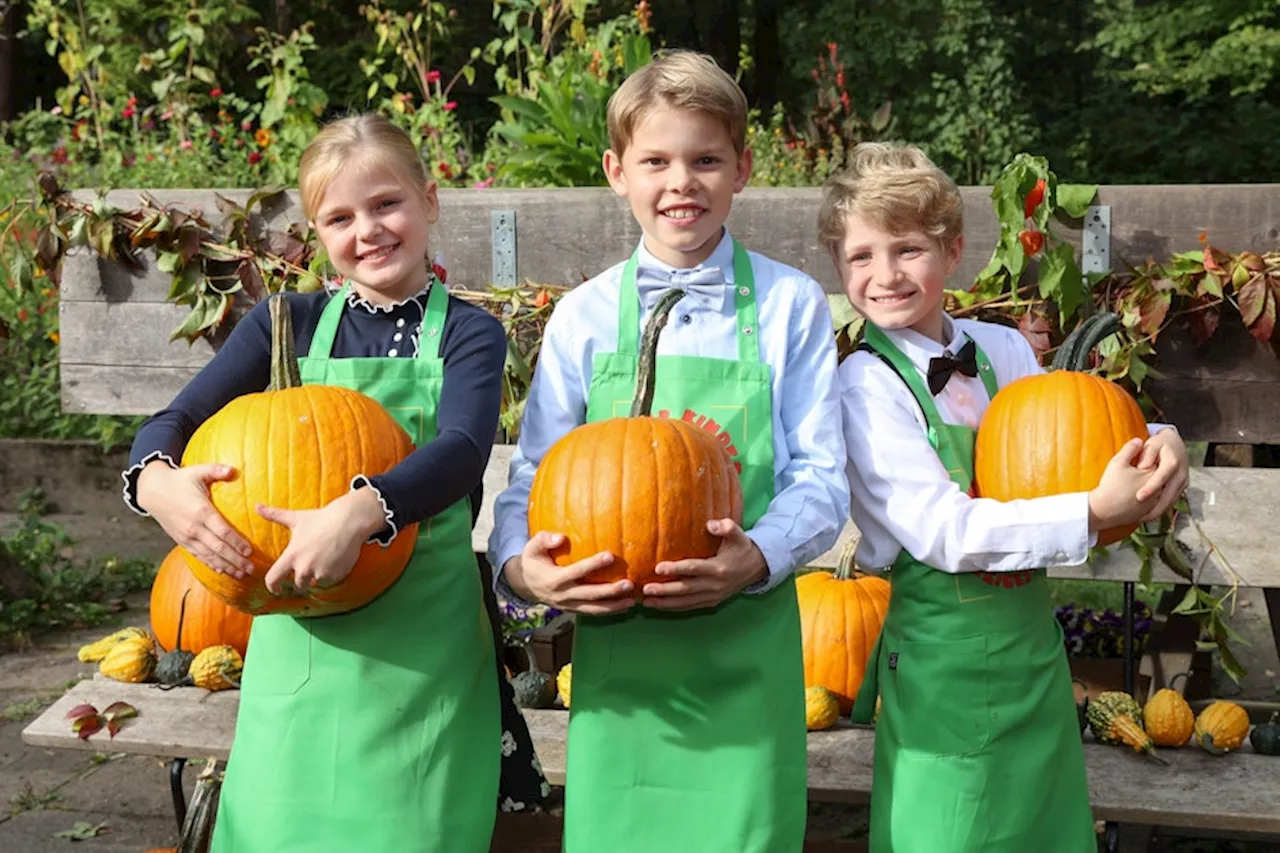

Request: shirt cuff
left=1037, top=492, right=1093, bottom=568
left=492, top=554, right=541, bottom=608
left=350, top=475, right=398, bottom=547
left=120, top=451, right=178, bottom=517
left=743, top=527, right=794, bottom=594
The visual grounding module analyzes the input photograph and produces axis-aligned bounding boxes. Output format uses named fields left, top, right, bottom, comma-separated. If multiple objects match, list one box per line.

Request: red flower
left=122, top=106, right=136, bottom=119
left=210, top=87, right=223, bottom=98
left=1018, top=229, right=1045, bottom=256
left=248, top=151, right=263, bottom=164
left=51, top=146, right=69, bottom=165
left=17, top=309, right=28, bottom=322
left=443, top=101, right=457, bottom=111
left=425, top=70, right=441, bottom=84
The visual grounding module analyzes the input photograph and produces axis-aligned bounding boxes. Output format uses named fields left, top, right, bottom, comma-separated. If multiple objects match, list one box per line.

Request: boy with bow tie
left=488, top=49, right=848, bottom=852
left=822, top=142, right=1189, bottom=852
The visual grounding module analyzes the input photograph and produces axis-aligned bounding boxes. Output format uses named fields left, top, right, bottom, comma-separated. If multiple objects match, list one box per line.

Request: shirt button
left=388, top=348, right=398, bottom=357
left=396, top=318, right=406, bottom=328
left=393, top=332, right=403, bottom=342
left=680, top=314, right=692, bottom=325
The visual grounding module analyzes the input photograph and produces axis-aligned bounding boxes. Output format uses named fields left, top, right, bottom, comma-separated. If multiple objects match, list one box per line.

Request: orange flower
left=254, top=128, right=272, bottom=148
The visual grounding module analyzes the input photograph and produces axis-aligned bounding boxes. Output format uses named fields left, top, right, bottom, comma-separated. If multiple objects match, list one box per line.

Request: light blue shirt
left=489, top=230, right=849, bottom=596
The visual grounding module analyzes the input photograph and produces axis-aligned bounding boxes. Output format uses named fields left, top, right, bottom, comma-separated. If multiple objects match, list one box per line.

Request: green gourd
left=1086, top=690, right=1165, bottom=764
left=1249, top=713, right=1280, bottom=756
left=507, top=645, right=556, bottom=709
left=154, top=591, right=197, bottom=687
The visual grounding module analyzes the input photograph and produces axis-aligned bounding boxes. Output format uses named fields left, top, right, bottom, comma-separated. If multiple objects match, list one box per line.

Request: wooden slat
left=60, top=364, right=201, bottom=416
left=24, top=680, right=1280, bottom=834
left=60, top=302, right=220, bottom=369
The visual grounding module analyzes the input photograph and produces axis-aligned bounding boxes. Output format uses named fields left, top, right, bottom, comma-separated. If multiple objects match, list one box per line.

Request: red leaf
left=1137, top=288, right=1172, bottom=338
left=1189, top=304, right=1220, bottom=346
left=65, top=703, right=98, bottom=721
left=1248, top=288, right=1277, bottom=344
left=107, top=719, right=124, bottom=738
left=72, top=715, right=103, bottom=740
left=1018, top=311, right=1053, bottom=358
left=101, top=701, right=138, bottom=722
left=1237, top=275, right=1267, bottom=326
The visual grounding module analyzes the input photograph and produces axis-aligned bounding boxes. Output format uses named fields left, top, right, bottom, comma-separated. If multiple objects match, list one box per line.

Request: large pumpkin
left=795, top=539, right=891, bottom=714
left=974, top=313, right=1148, bottom=546
left=528, top=288, right=744, bottom=586
left=151, top=547, right=254, bottom=658
left=181, top=296, right=418, bottom=617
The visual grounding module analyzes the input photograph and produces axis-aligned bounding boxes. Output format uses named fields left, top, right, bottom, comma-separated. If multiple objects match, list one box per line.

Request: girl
left=123, top=113, right=547, bottom=851
left=821, top=142, right=1188, bottom=853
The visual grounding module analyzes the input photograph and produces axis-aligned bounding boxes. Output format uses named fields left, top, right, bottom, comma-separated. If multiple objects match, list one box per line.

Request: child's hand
left=137, top=460, right=254, bottom=577
left=1135, top=429, right=1190, bottom=520
left=503, top=532, right=636, bottom=615
left=641, top=519, right=768, bottom=611
left=1088, top=438, right=1161, bottom=532
left=258, top=489, right=388, bottom=595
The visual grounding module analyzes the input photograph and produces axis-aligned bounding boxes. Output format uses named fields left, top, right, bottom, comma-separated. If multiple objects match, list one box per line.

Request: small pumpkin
left=557, top=663, right=572, bottom=709
left=159, top=644, right=244, bottom=692
left=974, top=313, right=1149, bottom=546
left=795, top=540, right=890, bottom=714
left=527, top=288, right=744, bottom=586
left=99, top=635, right=158, bottom=683
left=1086, top=690, right=1164, bottom=763
left=77, top=626, right=150, bottom=663
left=154, top=591, right=197, bottom=687
left=1194, top=699, right=1250, bottom=755
left=1248, top=712, right=1280, bottom=756
left=1143, top=688, right=1194, bottom=747
left=508, top=646, right=556, bottom=709
left=805, top=686, right=841, bottom=732
left=151, top=546, right=253, bottom=658
left=181, top=296, right=418, bottom=617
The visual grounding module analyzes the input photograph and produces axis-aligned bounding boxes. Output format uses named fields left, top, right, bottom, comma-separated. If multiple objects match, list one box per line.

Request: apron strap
left=305, top=281, right=448, bottom=361
left=617, top=239, right=760, bottom=364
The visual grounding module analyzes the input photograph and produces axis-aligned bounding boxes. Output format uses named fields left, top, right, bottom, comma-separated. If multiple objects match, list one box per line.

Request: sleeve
left=842, top=354, right=1093, bottom=575
left=120, top=297, right=279, bottom=516
left=743, top=280, right=850, bottom=592
left=365, top=306, right=506, bottom=532
left=487, top=302, right=587, bottom=599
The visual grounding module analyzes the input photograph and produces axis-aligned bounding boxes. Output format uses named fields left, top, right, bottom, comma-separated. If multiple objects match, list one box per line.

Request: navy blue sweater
left=124, top=284, right=507, bottom=533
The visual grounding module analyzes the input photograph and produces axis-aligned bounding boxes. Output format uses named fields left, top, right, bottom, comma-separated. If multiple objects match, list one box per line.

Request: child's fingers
left=263, top=555, right=296, bottom=594
left=556, top=550, right=619, bottom=584
left=653, top=557, right=714, bottom=578
left=1109, top=437, right=1144, bottom=469
left=192, top=529, right=250, bottom=577
left=560, top=579, right=635, bottom=602
left=643, top=591, right=721, bottom=612
left=562, top=597, right=638, bottom=616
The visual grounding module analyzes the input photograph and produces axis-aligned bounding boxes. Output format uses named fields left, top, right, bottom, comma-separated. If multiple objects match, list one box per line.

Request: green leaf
left=1055, top=184, right=1098, bottom=218
left=7, top=252, right=33, bottom=294
left=826, top=293, right=860, bottom=330
left=54, top=821, right=108, bottom=840
left=155, top=251, right=181, bottom=274
left=1037, top=242, right=1086, bottom=320
left=191, top=65, right=217, bottom=85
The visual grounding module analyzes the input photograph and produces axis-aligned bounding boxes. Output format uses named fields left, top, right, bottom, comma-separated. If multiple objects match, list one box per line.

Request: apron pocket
left=240, top=615, right=313, bottom=696
left=887, top=635, right=990, bottom=756
left=568, top=618, right=615, bottom=687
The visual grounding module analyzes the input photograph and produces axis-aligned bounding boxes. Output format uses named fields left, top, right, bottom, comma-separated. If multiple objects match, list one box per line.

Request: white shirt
left=841, top=316, right=1166, bottom=575
left=490, top=230, right=849, bottom=593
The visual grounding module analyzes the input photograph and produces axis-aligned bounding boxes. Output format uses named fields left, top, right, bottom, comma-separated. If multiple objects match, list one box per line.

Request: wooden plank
left=62, top=184, right=1280, bottom=303
left=60, top=301, right=220, bottom=369
left=60, top=364, right=201, bottom=416
left=24, top=681, right=1280, bottom=833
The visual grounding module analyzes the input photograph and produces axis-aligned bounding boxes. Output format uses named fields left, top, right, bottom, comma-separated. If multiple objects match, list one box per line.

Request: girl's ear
left=421, top=180, right=441, bottom=225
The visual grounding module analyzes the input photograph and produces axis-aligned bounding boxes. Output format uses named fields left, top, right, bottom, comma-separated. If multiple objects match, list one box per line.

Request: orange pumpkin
left=974, top=314, right=1148, bottom=546
left=151, top=547, right=253, bottom=657
left=795, top=540, right=891, bottom=714
left=528, top=289, right=743, bottom=586
left=181, top=296, right=418, bottom=617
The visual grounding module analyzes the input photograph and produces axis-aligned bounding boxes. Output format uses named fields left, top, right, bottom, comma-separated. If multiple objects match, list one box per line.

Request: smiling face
left=311, top=160, right=439, bottom=305
left=603, top=103, right=751, bottom=269
left=833, top=211, right=963, bottom=345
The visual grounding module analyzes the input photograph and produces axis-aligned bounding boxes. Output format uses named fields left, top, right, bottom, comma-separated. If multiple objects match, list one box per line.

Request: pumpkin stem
left=834, top=534, right=860, bottom=581
left=268, top=294, right=302, bottom=391
left=630, top=287, right=687, bottom=418
left=174, top=589, right=189, bottom=653
left=1051, top=312, right=1123, bottom=372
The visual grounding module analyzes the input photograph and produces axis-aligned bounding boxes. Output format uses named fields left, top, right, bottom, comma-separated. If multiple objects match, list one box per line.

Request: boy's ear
left=733, top=147, right=753, bottom=193
left=603, top=149, right=627, bottom=196
left=944, top=234, right=965, bottom=275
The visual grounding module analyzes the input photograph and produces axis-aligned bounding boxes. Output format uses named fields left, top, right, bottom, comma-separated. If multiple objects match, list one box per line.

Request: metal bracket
left=491, top=210, right=517, bottom=287
left=1081, top=204, right=1111, bottom=276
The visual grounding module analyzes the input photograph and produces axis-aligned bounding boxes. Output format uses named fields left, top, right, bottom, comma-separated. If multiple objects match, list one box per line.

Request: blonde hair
left=297, top=113, right=433, bottom=222
left=606, top=50, right=748, bottom=155
left=818, top=142, right=963, bottom=253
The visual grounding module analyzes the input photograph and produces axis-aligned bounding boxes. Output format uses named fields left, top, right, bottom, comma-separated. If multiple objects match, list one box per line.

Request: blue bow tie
left=636, top=265, right=730, bottom=312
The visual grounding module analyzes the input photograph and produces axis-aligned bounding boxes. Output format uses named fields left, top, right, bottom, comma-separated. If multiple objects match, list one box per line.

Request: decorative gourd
left=180, top=296, right=419, bottom=618
left=974, top=313, right=1149, bottom=546
left=176, top=758, right=222, bottom=853
left=151, top=547, right=253, bottom=658
left=1143, top=688, right=1194, bottom=747
left=154, top=591, right=197, bottom=687
left=1086, top=690, right=1164, bottom=763
left=557, top=663, right=572, bottom=709
left=158, top=644, right=244, bottom=692
left=528, top=289, right=744, bottom=586
left=805, top=686, right=841, bottom=732
left=795, top=542, right=890, bottom=714
left=1194, top=700, right=1250, bottom=755
left=99, top=635, right=157, bottom=683
left=77, top=626, right=150, bottom=663
left=506, top=643, right=556, bottom=709
left=1249, top=712, right=1280, bottom=756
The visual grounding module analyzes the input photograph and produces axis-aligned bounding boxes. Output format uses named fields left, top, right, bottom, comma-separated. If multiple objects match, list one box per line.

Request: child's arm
left=643, top=277, right=849, bottom=610
left=487, top=301, right=636, bottom=614
left=842, top=354, right=1158, bottom=575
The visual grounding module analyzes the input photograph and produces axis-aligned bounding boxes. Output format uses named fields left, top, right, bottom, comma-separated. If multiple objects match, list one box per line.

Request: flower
left=425, top=70, right=441, bottom=84
left=248, top=151, right=263, bottom=165
left=254, top=128, right=272, bottom=148
left=51, top=106, right=63, bottom=116
left=443, top=101, right=457, bottom=112
left=179, top=139, right=193, bottom=150
left=473, top=177, right=494, bottom=189
left=210, top=87, right=223, bottom=98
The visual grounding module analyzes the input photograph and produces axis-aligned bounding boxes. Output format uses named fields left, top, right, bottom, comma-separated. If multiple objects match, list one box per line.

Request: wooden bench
left=23, top=677, right=1280, bottom=851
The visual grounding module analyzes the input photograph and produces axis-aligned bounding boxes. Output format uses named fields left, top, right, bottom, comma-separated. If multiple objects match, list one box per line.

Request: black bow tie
left=926, top=338, right=978, bottom=395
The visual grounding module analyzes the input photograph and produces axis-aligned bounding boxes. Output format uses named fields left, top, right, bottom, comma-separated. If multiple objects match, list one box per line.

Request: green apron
left=850, top=324, right=1095, bottom=853
left=564, top=241, right=807, bottom=852
left=212, top=284, right=500, bottom=852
